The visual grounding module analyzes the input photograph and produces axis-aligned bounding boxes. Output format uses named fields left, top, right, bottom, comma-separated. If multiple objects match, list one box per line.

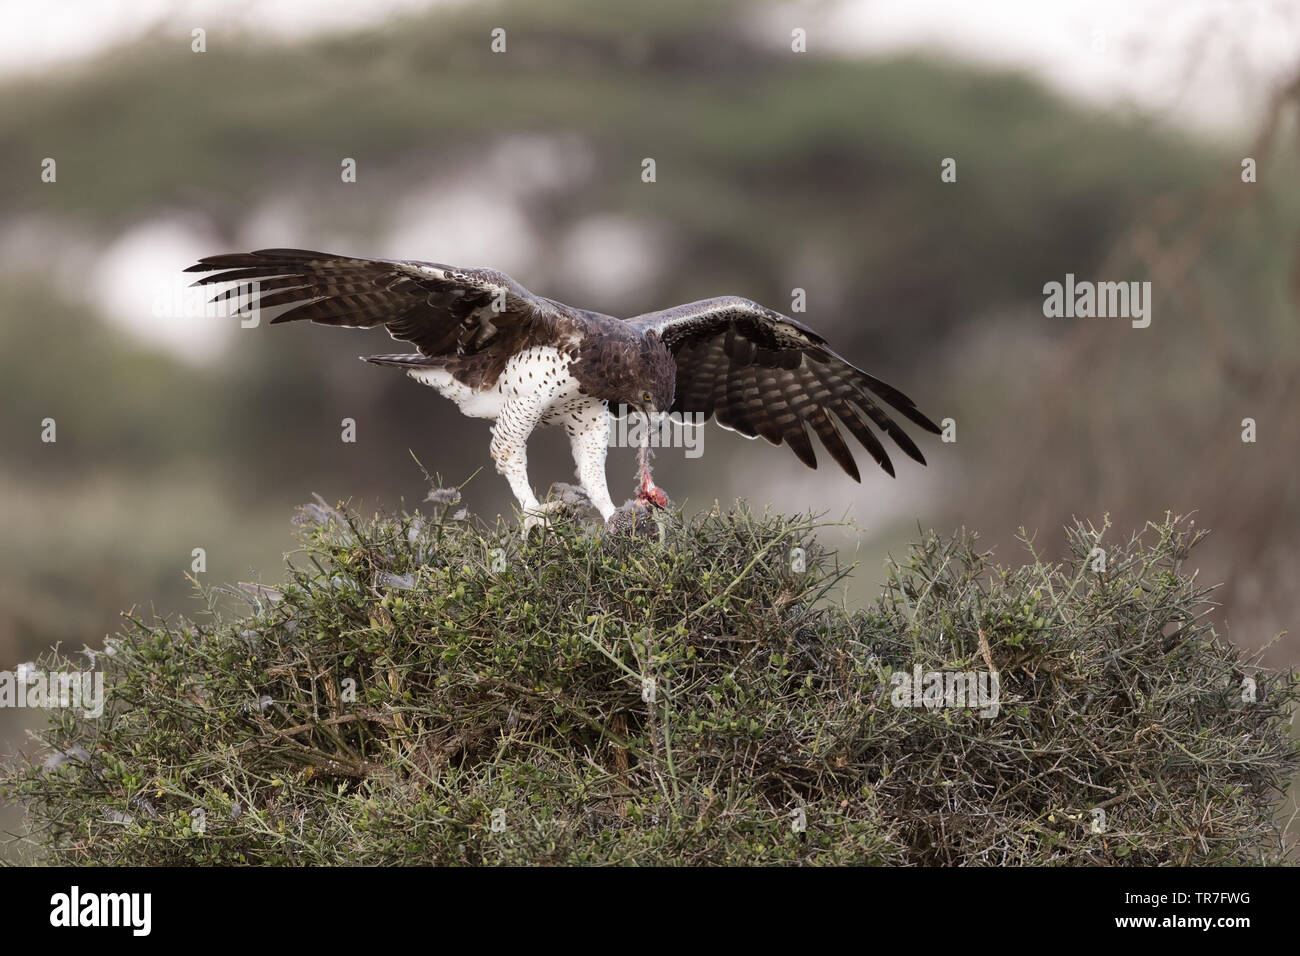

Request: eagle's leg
left=567, top=406, right=616, bottom=522
left=490, top=401, right=549, bottom=535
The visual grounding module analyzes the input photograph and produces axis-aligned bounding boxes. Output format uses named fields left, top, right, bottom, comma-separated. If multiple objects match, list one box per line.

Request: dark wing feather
left=184, top=248, right=566, bottom=360
left=627, top=297, right=940, bottom=480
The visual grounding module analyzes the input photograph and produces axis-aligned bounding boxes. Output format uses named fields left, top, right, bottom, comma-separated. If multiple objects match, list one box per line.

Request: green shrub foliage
left=5, top=497, right=1296, bottom=865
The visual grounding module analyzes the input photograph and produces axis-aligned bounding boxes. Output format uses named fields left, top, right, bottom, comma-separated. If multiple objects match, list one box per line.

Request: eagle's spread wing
left=185, top=248, right=562, bottom=358
left=627, top=297, right=940, bottom=480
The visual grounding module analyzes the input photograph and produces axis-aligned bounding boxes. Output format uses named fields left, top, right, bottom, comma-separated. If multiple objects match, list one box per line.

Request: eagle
left=186, top=249, right=940, bottom=531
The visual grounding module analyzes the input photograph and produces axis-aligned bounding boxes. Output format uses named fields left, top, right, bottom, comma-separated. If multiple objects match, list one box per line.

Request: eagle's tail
left=362, top=353, right=443, bottom=368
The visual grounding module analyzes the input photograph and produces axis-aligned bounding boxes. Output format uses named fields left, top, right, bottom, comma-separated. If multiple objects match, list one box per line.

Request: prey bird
left=186, top=249, right=941, bottom=532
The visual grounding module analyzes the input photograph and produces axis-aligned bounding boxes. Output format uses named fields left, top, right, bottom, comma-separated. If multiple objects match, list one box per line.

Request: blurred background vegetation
left=2, top=0, right=1298, bottom=850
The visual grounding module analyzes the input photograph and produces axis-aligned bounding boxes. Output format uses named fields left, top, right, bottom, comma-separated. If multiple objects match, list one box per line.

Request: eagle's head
left=627, top=332, right=676, bottom=416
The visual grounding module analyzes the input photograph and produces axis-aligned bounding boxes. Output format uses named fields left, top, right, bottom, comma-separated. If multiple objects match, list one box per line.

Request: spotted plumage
left=186, top=249, right=940, bottom=531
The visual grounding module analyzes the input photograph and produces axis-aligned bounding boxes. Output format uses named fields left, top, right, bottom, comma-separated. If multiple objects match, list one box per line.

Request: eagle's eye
left=642, top=391, right=653, bottom=404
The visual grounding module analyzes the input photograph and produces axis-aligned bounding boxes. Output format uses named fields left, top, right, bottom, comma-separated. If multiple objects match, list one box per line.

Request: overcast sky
left=3, top=0, right=1297, bottom=133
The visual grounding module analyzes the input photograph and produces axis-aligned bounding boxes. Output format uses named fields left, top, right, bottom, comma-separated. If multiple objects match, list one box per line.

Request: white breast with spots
left=406, top=346, right=597, bottom=424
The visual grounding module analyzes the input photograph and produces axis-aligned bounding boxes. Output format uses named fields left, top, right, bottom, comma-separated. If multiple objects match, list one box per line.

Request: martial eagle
left=186, top=249, right=940, bottom=530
